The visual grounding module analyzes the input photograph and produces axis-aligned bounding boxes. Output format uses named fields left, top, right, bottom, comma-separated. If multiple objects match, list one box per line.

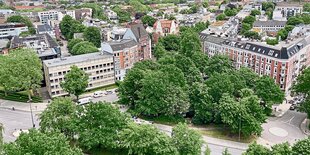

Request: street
left=260, top=110, right=307, bottom=145
left=0, top=109, right=40, bottom=142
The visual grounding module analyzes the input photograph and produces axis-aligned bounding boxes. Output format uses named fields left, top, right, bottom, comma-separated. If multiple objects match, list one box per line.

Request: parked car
left=104, top=90, right=113, bottom=95
left=93, top=91, right=104, bottom=98
left=289, top=105, right=296, bottom=110
left=77, top=97, right=92, bottom=105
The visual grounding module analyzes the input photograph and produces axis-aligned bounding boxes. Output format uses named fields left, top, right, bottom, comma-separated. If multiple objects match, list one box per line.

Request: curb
left=300, top=118, right=310, bottom=136
left=0, top=106, right=44, bottom=113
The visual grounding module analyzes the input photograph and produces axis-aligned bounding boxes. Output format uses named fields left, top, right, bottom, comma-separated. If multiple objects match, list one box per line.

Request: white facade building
left=0, top=23, right=28, bottom=39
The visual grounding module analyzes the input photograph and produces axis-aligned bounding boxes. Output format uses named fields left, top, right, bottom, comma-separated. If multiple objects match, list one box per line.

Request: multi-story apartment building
left=0, top=23, right=28, bottom=39
left=124, top=22, right=152, bottom=60
left=201, top=17, right=239, bottom=37
left=38, top=10, right=61, bottom=24
left=200, top=34, right=310, bottom=94
left=101, top=39, right=139, bottom=81
left=274, top=2, right=303, bottom=19
left=253, top=20, right=286, bottom=33
left=43, top=52, right=115, bottom=98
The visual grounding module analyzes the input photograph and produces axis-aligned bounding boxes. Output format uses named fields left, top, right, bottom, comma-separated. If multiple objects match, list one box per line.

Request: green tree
left=60, top=15, right=74, bottom=39
left=293, top=68, right=310, bottom=117
left=172, top=123, right=203, bottom=155
left=129, top=0, right=150, bottom=13
left=238, top=67, right=259, bottom=89
left=0, top=123, right=3, bottom=152
left=60, top=65, right=88, bottom=100
left=255, top=76, right=285, bottom=106
left=175, top=54, right=202, bottom=84
left=266, top=38, right=278, bottom=45
left=136, top=66, right=189, bottom=116
left=6, top=15, right=35, bottom=34
left=39, top=97, right=78, bottom=138
left=77, top=102, right=129, bottom=150
left=205, top=55, right=233, bottom=76
left=153, top=43, right=167, bottom=59
left=119, top=123, right=177, bottom=155
left=141, top=15, right=156, bottom=27
left=180, top=29, right=202, bottom=58
left=216, top=13, right=226, bottom=21
left=202, top=0, right=209, bottom=8
left=70, top=41, right=99, bottom=55
left=243, top=16, right=256, bottom=26
left=287, top=16, right=304, bottom=26
left=190, top=83, right=214, bottom=124
left=67, top=38, right=83, bottom=52
left=80, top=3, right=107, bottom=20
left=250, top=9, right=261, bottom=16
left=277, top=29, right=288, bottom=41
left=9, top=48, right=43, bottom=100
left=262, top=2, right=275, bottom=11
left=292, top=137, right=310, bottom=155
left=243, top=31, right=260, bottom=40
left=224, top=8, right=237, bottom=16
left=3, top=129, right=82, bottom=155
left=158, top=34, right=181, bottom=51
left=83, top=26, right=101, bottom=48
left=241, top=23, right=251, bottom=33
left=0, top=56, right=19, bottom=96
left=303, top=3, right=310, bottom=12
left=243, top=142, right=270, bottom=155
left=271, top=142, right=292, bottom=155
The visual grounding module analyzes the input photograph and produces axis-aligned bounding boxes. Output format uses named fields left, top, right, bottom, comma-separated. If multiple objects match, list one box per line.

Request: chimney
left=138, top=26, right=141, bottom=38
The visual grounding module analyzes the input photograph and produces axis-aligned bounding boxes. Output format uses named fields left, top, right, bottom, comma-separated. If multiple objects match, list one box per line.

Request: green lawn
left=0, top=87, right=42, bottom=103
left=198, top=128, right=256, bottom=143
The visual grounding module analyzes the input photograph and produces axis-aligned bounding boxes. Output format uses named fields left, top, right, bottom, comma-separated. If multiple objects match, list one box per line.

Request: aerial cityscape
left=0, top=0, right=310, bottom=154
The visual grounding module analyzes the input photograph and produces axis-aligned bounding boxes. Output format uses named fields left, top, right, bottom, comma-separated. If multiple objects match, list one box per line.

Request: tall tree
left=67, top=38, right=83, bottom=52
left=293, top=68, right=310, bottom=95
left=141, top=15, right=156, bottom=27
left=60, top=15, right=74, bottom=39
left=119, top=123, right=177, bottom=155
left=172, top=123, right=203, bottom=155
left=70, top=41, right=99, bottom=55
left=6, top=15, right=35, bottom=34
left=0, top=56, right=19, bottom=96
left=205, top=55, right=233, bottom=76
left=9, top=48, right=43, bottom=100
left=40, top=97, right=78, bottom=138
left=83, top=26, right=101, bottom=48
left=3, top=129, right=82, bottom=155
left=76, top=102, right=129, bottom=150
left=0, top=123, right=3, bottom=152
left=180, top=29, right=202, bottom=58
left=243, top=142, right=270, bottom=155
left=136, top=68, right=189, bottom=116
left=158, top=34, right=180, bottom=52
left=60, top=65, right=88, bottom=100
left=153, top=43, right=167, bottom=59
left=292, top=137, right=310, bottom=155
left=271, top=142, right=292, bottom=155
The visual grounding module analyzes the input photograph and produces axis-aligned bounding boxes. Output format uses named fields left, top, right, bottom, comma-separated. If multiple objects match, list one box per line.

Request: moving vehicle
left=77, top=97, right=92, bottom=105
left=93, top=91, right=104, bottom=98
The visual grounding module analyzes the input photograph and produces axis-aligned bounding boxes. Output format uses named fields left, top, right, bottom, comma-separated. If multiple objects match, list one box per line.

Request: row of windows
left=91, top=73, right=114, bottom=81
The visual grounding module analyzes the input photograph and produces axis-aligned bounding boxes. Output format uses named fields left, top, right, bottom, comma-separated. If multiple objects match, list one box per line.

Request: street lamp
left=27, top=99, right=35, bottom=128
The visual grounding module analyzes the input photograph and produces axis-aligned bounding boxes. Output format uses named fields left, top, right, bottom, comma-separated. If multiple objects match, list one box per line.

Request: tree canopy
left=3, top=129, right=82, bottom=155
left=70, top=41, right=99, bottom=55
left=141, top=15, right=156, bottom=27
left=6, top=15, right=35, bottom=34
left=60, top=65, right=89, bottom=100
left=83, top=26, right=101, bottom=48
left=60, top=15, right=85, bottom=40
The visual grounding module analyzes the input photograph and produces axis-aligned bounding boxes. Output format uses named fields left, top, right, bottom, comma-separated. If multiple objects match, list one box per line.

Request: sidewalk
left=300, top=118, right=310, bottom=136
left=0, top=99, right=47, bottom=112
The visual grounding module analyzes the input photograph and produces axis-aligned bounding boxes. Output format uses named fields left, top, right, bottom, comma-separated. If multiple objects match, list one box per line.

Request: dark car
left=290, top=105, right=296, bottom=110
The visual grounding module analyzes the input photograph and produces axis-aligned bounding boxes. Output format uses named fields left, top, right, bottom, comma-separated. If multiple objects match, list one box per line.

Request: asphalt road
left=261, top=110, right=307, bottom=145
left=0, top=109, right=40, bottom=142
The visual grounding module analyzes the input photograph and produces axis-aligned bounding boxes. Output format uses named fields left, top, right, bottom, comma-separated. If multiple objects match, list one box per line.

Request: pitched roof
left=153, top=20, right=173, bottom=29
left=253, top=20, right=287, bottom=27
left=107, top=39, right=137, bottom=51
left=128, top=23, right=148, bottom=41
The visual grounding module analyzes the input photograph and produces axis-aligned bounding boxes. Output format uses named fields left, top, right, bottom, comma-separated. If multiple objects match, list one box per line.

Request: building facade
left=274, top=3, right=303, bottom=19
left=153, top=20, right=179, bottom=42
left=124, top=22, right=152, bottom=60
left=200, top=34, right=310, bottom=94
left=101, top=39, right=139, bottom=81
left=253, top=20, right=286, bottom=33
left=0, top=23, right=28, bottom=39
left=43, top=52, right=115, bottom=98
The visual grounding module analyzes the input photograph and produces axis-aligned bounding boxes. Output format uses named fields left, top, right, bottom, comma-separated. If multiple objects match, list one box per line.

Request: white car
left=93, top=91, right=104, bottom=98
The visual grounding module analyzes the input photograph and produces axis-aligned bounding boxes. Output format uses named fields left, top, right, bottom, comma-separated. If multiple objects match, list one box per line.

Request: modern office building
left=200, top=33, right=310, bottom=94
left=43, top=52, right=115, bottom=98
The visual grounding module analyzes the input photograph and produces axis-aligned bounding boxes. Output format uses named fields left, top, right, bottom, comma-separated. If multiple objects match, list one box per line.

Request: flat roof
left=43, top=52, right=113, bottom=68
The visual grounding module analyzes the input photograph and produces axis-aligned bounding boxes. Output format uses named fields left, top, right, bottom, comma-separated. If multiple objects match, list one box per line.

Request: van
left=77, top=97, right=92, bottom=105
left=93, top=91, right=104, bottom=98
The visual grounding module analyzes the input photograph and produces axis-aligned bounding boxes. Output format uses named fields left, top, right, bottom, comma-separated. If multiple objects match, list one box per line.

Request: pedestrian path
left=0, top=99, right=47, bottom=112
